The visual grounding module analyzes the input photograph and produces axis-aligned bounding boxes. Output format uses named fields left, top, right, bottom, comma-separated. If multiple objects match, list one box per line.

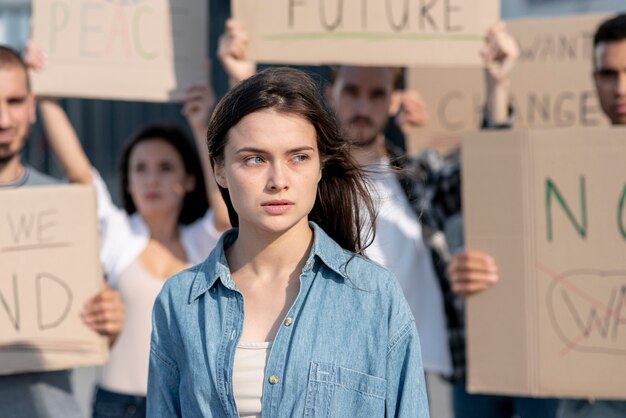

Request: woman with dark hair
left=148, top=67, right=429, bottom=417
left=35, top=81, right=225, bottom=417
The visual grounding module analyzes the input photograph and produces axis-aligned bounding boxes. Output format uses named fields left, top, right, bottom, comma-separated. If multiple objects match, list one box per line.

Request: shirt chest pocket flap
left=303, top=361, right=386, bottom=418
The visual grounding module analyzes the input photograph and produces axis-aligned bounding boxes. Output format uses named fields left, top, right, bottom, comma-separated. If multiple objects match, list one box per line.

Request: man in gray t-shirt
left=0, top=46, right=123, bottom=417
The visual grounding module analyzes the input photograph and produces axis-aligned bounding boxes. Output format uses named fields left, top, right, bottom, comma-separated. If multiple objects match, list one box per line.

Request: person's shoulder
left=160, top=263, right=204, bottom=296
left=340, top=251, right=415, bottom=324
left=342, top=251, right=401, bottom=291
left=22, top=166, right=60, bottom=186
left=154, top=263, right=207, bottom=315
left=0, top=165, right=59, bottom=189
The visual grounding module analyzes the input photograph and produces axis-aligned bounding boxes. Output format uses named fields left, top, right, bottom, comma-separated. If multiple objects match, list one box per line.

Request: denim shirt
left=148, top=223, right=429, bottom=417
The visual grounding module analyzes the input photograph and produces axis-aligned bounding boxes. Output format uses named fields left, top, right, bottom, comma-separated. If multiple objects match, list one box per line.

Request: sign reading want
left=405, top=13, right=609, bottom=154
left=234, top=0, right=500, bottom=66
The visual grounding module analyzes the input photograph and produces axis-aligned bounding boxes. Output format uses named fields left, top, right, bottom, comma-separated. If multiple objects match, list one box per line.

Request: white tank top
left=233, top=341, right=272, bottom=418
left=99, top=259, right=168, bottom=395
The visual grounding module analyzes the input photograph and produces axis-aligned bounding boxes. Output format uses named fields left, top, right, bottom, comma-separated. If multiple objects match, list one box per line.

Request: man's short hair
left=327, top=65, right=404, bottom=90
left=594, top=14, right=626, bottom=47
left=0, top=45, right=30, bottom=91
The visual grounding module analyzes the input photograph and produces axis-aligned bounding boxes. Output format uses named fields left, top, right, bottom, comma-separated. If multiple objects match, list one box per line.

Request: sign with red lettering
left=31, top=0, right=207, bottom=102
left=463, top=127, right=626, bottom=399
left=233, top=0, right=500, bottom=66
left=0, top=185, right=108, bottom=375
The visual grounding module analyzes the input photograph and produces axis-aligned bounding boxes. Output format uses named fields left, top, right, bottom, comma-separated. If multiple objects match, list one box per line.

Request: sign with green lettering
left=31, top=0, right=207, bottom=102
left=463, top=127, right=626, bottom=399
left=233, top=0, right=499, bottom=66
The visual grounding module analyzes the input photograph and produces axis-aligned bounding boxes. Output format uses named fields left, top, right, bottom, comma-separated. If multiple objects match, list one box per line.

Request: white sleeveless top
left=233, top=341, right=272, bottom=418
left=99, top=260, right=170, bottom=395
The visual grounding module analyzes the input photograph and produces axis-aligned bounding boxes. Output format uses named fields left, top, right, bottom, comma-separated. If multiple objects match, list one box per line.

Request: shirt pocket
left=303, top=362, right=386, bottom=418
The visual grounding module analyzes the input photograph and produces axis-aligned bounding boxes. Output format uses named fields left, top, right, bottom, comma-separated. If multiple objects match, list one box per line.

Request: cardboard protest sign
left=406, top=13, right=610, bottom=154
left=462, top=127, right=626, bottom=399
left=0, top=185, right=108, bottom=375
left=31, top=0, right=207, bottom=102
left=233, top=0, right=499, bottom=67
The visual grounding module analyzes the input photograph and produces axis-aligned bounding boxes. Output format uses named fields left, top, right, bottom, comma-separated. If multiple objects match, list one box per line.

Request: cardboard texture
left=31, top=0, right=207, bottom=102
left=233, top=0, right=499, bottom=67
left=406, top=13, right=610, bottom=154
left=0, top=185, right=108, bottom=375
left=462, top=127, right=626, bottom=400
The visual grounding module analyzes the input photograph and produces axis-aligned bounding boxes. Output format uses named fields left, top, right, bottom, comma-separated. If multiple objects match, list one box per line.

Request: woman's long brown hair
left=207, top=67, right=375, bottom=255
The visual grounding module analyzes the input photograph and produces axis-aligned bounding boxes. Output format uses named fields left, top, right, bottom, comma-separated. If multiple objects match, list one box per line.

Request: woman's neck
left=227, top=219, right=313, bottom=280
left=142, top=212, right=180, bottom=245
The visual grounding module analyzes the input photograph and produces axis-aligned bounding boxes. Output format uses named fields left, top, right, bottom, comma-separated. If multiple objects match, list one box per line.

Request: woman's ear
left=213, top=163, right=228, bottom=188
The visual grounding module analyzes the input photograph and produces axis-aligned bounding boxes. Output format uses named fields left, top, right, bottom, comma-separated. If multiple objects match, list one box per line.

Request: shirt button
left=127, top=405, right=137, bottom=414
left=284, top=317, right=293, bottom=327
left=268, top=375, right=280, bottom=385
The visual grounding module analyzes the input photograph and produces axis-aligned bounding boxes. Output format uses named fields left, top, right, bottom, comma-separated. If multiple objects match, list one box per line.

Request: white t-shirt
left=365, top=159, right=452, bottom=376
left=92, top=169, right=221, bottom=395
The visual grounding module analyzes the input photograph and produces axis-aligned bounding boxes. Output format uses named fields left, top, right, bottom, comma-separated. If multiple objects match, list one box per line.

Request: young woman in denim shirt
left=148, top=67, right=430, bottom=417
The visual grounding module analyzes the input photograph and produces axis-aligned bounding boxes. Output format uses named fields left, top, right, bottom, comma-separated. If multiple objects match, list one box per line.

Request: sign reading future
left=234, top=0, right=500, bottom=66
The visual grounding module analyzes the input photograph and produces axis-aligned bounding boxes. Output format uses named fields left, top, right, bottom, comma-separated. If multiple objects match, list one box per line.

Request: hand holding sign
left=448, top=250, right=499, bottom=298
left=0, top=185, right=108, bottom=375
left=81, top=283, right=124, bottom=347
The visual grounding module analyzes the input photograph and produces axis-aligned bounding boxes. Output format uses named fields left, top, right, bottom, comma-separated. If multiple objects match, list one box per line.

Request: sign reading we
left=0, top=185, right=107, bottom=375
left=32, top=0, right=207, bottom=102
left=234, top=0, right=500, bottom=66
left=463, top=127, right=626, bottom=399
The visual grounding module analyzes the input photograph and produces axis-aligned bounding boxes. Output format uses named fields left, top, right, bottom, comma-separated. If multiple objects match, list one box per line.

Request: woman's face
left=128, top=138, right=195, bottom=219
left=214, top=109, right=322, bottom=235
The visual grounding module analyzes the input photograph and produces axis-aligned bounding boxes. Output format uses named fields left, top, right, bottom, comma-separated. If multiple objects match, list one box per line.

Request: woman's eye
left=244, top=156, right=264, bottom=166
left=133, top=163, right=146, bottom=173
left=160, top=163, right=174, bottom=172
left=292, top=154, right=309, bottom=163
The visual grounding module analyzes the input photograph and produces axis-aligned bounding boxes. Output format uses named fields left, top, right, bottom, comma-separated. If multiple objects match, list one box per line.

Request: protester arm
left=482, top=21, right=519, bottom=127
left=24, top=42, right=93, bottom=184
left=384, top=277, right=430, bottom=418
left=385, top=320, right=430, bottom=418
left=182, top=84, right=231, bottom=232
left=218, top=19, right=256, bottom=87
left=38, top=99, right=93, bottom=184
left=147, top=293, right=182, bottom=417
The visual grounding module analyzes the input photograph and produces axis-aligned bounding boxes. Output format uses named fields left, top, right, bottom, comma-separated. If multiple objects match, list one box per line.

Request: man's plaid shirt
left=390, top=147, right=467, bottom=383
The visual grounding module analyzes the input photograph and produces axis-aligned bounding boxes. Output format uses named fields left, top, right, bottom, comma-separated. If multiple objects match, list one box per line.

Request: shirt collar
left=188, top=222, right=350, bottom=303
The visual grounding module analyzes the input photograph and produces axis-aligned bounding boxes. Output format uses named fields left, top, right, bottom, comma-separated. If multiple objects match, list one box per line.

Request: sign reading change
left=31, top=0, right=207, bottom=102
left=233, top=0, right=500, bottom=66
